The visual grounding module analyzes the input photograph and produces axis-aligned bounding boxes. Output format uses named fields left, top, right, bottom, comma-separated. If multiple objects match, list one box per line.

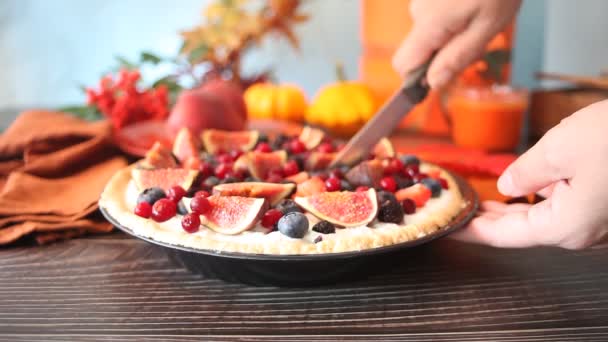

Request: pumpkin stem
left=335, top=62, right=347, bottom=82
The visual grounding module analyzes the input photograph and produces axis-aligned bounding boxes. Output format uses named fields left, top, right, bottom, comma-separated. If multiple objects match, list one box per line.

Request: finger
left=426, top=18, right=498, bottom=88
left=481, top=201, right=532, bottom=214
left=451, top=198, right=555, bottom=248
left=497, top=127, right=576, bottom=197
left=392, top=20, right=463, bottom=77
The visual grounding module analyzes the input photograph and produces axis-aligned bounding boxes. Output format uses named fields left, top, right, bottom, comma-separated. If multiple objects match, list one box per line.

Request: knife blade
left=330, top=59, right=433, bottom=167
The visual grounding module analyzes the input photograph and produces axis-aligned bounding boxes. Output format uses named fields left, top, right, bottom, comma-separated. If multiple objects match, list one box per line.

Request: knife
left=330, top=59, right=433, bottom=167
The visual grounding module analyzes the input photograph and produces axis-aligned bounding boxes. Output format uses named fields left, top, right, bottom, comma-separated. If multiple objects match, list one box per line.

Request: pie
left=99, top=127, right=467, bottom=255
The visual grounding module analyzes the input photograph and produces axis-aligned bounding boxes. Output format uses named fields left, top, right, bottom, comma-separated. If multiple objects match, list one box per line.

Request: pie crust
left=99, top=163, right=466, bottom=255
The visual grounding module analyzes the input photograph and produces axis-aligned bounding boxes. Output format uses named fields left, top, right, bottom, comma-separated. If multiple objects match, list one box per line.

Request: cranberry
left=167, top=185, right=186, bottom=202
left=195, top=190, right=210, bottom=198
left=282, top=160, right=300, bottom=176
left=289, top=139, right=306, bottom=154
left=255, top=142, right=273, bottom=153
left=151, top=198, right=177, bottom=222
left=229, top=149, right=243, bottom=160
left=384, top=158, right=404, bottom=175
left=438, top=178, right=449, bottom=189
left=266, top=174, right=283, bottom=183
left=325, top=177, right=341, bottom=192
left=413, top=173, right=429, bottom=183
left=214, top=163, right=232, bottom=179
left=181, top=213, right=201, bottom=233
left=401, top=199, right=416, bottom=215
left=329, top=169, right=343, bottom=179
left=190, top=196, right=212, bottom=215
left=356, top=186, right=370, bottom=192
left=198, top=162, right=214, bottom=179
left=261, top=209, right=283, bottom=229
left=217, top=153, right=234, bottom=164
left=405, top=164, right=420, bottom=177
left=317, top=142, right=334, bottom=153
left=134, top=202, right=152, bottom=218
left=380, top=177, right=397, bottom=192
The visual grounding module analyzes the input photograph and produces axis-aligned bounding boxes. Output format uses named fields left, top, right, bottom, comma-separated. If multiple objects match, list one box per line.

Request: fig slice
left=172, top=127, right=201, bottom=164
left=305, top=152, right=336, bottom=171
left=213, top=182, right=295, bottom=206
left=298, top=126, right=325, bottom=150
left=372, top=137, right=395, bottom=159
left=345, top=159, right=384, bottom=188
left=203, top=196, right=267, bottom=235
left=139, top=141, right=178, bottom=169
left=201, top=129, right=259, bottom=154
left=247, top=151, right=288, bottom=180
left=295, top=188, right=378, bottom=227
left=132, top=168, right=198, bottom=192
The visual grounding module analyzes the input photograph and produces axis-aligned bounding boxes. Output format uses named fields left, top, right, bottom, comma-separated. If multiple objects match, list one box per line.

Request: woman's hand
left=392, top=0, right=521, bottom=89
left=452, top=100, right=608, bottom=249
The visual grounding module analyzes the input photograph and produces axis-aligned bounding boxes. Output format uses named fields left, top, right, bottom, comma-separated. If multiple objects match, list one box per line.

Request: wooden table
left=1, top=233, right=608, bottom=341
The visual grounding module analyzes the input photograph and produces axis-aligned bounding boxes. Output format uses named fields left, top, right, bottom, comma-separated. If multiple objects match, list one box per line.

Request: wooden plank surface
left=1, top=233, right=608, bottom=341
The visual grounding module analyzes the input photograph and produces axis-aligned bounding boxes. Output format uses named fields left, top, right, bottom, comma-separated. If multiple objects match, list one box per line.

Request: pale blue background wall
left=1, top=0, right=607, bottom=128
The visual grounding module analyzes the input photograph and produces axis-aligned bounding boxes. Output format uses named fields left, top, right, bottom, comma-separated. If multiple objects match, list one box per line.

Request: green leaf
left=58, top=105, right=102, bottom=121
left=115, top=55, right=137, bottom=70
left=482, top=49, right=511, bottom=83
left=140, top=51, right=163, bottom=64
left=188, top=44, right=209, bottom=64
left=152, top=76, right=182, bottom=92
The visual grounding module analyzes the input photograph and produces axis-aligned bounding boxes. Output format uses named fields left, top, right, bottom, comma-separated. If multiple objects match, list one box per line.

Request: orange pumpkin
left=244, top=83, right=308, bottom=122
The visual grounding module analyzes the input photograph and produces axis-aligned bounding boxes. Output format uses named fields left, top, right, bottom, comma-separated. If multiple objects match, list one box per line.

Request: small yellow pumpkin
left=305, top=64, right=377, bottom=137
left=244, top=83, right=308, bottom=122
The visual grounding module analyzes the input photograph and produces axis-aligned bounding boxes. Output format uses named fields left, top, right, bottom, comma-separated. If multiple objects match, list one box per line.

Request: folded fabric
left=0, top=110, right=127, bottom=245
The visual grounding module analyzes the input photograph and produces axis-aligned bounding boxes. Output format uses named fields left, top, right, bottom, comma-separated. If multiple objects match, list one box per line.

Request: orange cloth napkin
left=0, top=110, right=127, bottom=245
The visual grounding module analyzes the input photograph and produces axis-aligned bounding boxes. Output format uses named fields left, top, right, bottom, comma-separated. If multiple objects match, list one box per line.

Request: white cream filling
left=125, top=179, right=454, bottom=245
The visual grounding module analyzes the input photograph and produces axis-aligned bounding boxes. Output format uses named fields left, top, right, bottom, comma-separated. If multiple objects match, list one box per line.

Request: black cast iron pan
left=100, top=174, right=478, bottom=287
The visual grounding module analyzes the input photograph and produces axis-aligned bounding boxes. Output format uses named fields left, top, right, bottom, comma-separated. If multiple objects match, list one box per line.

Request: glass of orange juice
left=443, top=84, right=529, bottom=152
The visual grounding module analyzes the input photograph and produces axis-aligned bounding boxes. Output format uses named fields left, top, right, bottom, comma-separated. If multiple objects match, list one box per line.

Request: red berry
left=316, top=171, right=329, bottom=181
left=282, top=160, right=300, bottom=176
left=356, top=186, right=370, bottom=192
left=167, top=185, right=186, bottom=202
left=195, top=190, right=210, bottom=198
left=317, top=142, right=334, bottom=153
left=261, top=209, right=283, bottom=229
left=217, top=154, right=234, bottom=164
left=401, top=199, right=416, bottom=215
left=289, top=139, right=306, bottom=154
left=384, top=158, right=404, bottom=175
left=405, top=164, right=420, bottom=176
left=266, top=174, right=283, bottom=183
left=329, top=169, right=343, bottom=179
left=438, top=178, right=449, bottom=189
left=325, top=177, right=341, bottom=192
left=413, top=173, right=429, bottom=183
left=229, top=149, right=243, bottom=160
left=181, top=213, right=201, bottom=233
left=255, top=142, right=273, bottom=153
left=380, top=177, right=397, bottom=192
left=190, top=196, right=212, bottom=215
left=214, top=163, right=232, bottom=179
left=198, top=162, right=214, bottom=179
left=134, top=202, right=152, bottom=218
left=151, top=198, right=177, bottom=222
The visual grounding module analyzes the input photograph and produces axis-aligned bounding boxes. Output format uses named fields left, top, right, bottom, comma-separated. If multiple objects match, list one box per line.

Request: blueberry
left=399, top=154, right=420, bottom=166
left=275, top=199, right=303, bottom=215
left=221, top=176, right=238, bottom=184
left=244, top=176, right=256, bottom=182
left=420, top=178, right=442, bottom=197
left=177, top=201, right=188, bottom=215
left=395, top=175, right=414, bottom=190
left=271, top=134, right=289, bottom=150
left=312, top=220, right=335, bottom=234
left=377, top=191, right=399, bottom=207
left=137, top=187, right=166, bottom=205
left=202, top=176, right=220, bottom=189
left=257, top=133, right=269, bottom=144
left=340, top=180, right=354, bottom=191
left=277, top=212, right=309, bottom=238
left=377, top=201, right=404, bottom=224
left=338, top=164, right=351, bottom=175
left=291, top=155, right=306, bottom=171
